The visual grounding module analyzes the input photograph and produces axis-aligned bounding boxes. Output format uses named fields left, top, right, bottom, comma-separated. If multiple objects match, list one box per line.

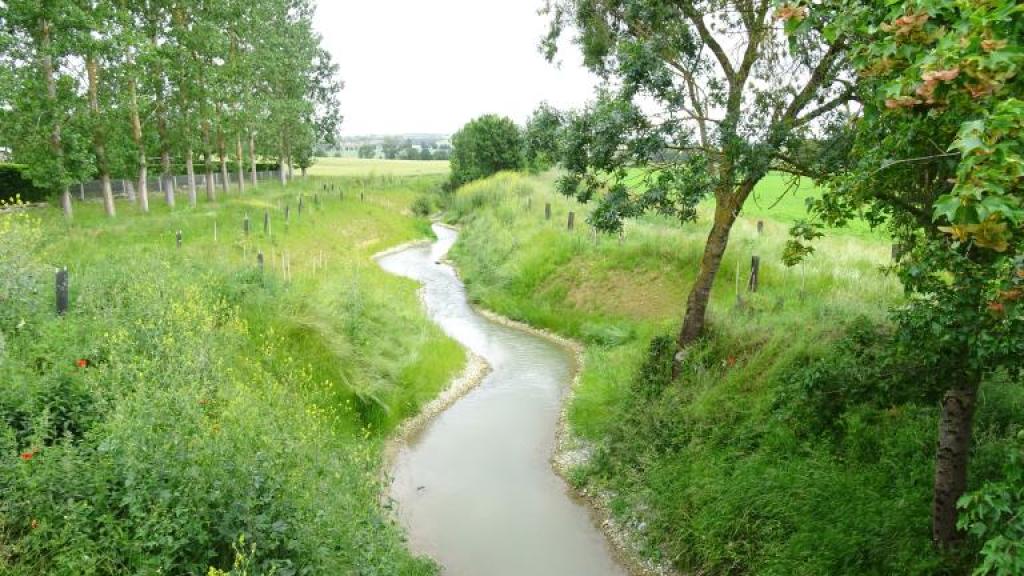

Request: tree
left=784, top=0, right=1024, bottom=548
left=448, top=114, right=523, bottom=189
left=2, top=1, right=94, bottom=218
left=544, top=0, right=853, bottom=372
left=358, top=144, right=376, bottom=159
left=523, top=102, right=563, bottom=172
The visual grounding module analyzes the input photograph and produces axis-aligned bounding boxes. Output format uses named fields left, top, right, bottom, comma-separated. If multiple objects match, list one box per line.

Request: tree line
left=0, top=0, right=342, bottom=219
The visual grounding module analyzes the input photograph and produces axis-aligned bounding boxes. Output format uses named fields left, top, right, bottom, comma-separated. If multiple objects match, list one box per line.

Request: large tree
left=785, top=0, right=1024, bottom=548
left=449, top=114, right=524, bottom=190
left=544, top=0, right=853, bottom=372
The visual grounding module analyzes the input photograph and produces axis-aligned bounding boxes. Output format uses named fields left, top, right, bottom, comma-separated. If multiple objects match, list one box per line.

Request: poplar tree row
left=0, top=0, right=342, bottom=218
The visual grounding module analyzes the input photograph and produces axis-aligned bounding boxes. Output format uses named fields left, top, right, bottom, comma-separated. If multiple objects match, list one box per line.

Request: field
left=0, top=173, right=461, bottom=573
left=444, top=171, right=1022, bottom=575
left=309, top=157, right=451, bottom=178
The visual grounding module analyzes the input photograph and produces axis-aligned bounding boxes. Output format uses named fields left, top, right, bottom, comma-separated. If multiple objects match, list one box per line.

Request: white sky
left=313, top=0, right=599, bottom=136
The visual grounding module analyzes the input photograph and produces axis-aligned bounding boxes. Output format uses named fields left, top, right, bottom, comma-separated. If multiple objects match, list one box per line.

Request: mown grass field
left=0, top=173, right=461, bottom=573
left=444, top=172, right=1022, bottom=575
left=309, top=157, right=450, bottom=178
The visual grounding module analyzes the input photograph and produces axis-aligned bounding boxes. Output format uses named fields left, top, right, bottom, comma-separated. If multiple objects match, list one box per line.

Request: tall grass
left=445, top=172, right=1022, bottom=575
left=0, top=175, right=461, bottom=573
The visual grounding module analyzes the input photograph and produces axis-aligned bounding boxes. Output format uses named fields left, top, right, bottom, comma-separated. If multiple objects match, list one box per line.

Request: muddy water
left=378, top=224, right=625, bottom=576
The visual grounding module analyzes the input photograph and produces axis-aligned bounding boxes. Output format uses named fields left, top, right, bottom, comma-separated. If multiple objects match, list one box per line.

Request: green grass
left=309, top=157, right=450, bottom=178
left=444, top=171, right=1022, bottom=575
left=0, top=175, right=461, bottom=573
left=624, top=169, right=886, bottom=241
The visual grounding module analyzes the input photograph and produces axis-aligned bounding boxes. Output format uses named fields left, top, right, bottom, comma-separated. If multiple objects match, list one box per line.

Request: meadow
left=443, top=171, right=1023, bottom=575
left=308, top=157, right=451, bottom=178
left=0, top=171, right=461, bottom=574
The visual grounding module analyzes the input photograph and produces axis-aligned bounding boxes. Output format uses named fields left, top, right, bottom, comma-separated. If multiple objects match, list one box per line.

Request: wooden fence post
left=545, top=203, right=551, bottom=221
left=285, top=205, right=290, bottom=224
left=891, top=243, right=905, bottom=261
left=243, top=214, right=250, bottom=236
left=757, top=220, right=764, bottom=235
left=55, top=267, right=69, bottom=316
left=257, top=250, right=264, bottom=275
left=568, top=211, right=575, bottom=231
left=264, top=210, right=270, bottom=236
left=298, top=195, right=304, bottom=216
left=748, top=255, right=761, bottom=292
left=176, top=230, right=182, bottom=248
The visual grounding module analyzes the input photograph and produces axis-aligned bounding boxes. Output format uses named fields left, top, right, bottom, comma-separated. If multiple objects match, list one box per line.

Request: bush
left=411, top=195, right=435, bottom=217
left=0, top=164, right=50, bottom=203
left=448, top=115, right=523, bottom=190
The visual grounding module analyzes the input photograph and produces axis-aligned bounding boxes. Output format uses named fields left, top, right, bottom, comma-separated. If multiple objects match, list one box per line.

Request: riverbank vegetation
left=444, top=171, right=1024, bottom=574
left=0, top=176, right=460, bottom=573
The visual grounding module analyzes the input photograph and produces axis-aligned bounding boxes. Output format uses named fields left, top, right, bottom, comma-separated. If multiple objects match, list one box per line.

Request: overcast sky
left=313, top=0, right=599, bottom=136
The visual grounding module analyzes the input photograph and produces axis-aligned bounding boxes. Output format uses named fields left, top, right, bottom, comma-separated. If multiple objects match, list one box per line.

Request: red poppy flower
left=75, top=359, right=89, bottom=369
left=19, top=451, right=34, bottom=461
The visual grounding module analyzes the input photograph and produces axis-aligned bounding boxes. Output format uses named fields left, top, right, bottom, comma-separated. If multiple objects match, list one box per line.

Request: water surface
left=378, top=224, right=625, bottom=576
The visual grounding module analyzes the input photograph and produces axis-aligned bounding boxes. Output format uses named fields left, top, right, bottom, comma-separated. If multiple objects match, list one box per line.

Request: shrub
left=959, top=432, right=1024, bottom=576
left=0, top=164, right=49, bottom=203
left=448, top=115, right=523, bottom=190
left=411, top=194, right=434, bottom=217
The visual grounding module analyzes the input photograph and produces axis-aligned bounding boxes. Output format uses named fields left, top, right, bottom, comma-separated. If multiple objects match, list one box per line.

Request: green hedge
left=0, top=164, right=49, bottom=204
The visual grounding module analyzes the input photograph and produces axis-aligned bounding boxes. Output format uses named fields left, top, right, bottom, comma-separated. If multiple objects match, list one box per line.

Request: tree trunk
left=86, top=55, right=115, bottom=218
left=202, top=120, right=215, bottom=202
left=128, top=78, right=148, bottom=213
left=161, top=149, right=174, bottom=208
left=279, top=147, right=287, bottom=185
left=185, top=145, right=197, bottom=208
left=60, top=187, right=72, bottom=217
left=235, top=134, right=245, bottom=194
left=217, top=126, right=229, bottom=196
left=933, top=382, right=979, bottom=547
left=249, top=131, right=257, bottom=186
left=137, top=160, right=149, bottom=213
left=40, top=19, right=70, bottom=219
left=673, top=181, right=755, bottom=375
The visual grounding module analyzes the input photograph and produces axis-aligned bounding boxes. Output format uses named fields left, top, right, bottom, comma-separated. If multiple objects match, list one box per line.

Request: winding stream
left=378, top=224, right=626, bottom=576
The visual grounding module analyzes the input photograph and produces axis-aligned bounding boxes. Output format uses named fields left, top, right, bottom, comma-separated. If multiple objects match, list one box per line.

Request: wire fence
left=72, top=171, right=283, bottom=201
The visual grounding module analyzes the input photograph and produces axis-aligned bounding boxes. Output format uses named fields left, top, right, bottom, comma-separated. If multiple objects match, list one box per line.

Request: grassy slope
left=445, top=172, right=1022, bottom=575
left=1, top=174, right=461, bottom=573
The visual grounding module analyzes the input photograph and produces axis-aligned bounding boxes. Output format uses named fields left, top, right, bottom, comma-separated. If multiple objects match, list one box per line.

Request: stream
left=378, top=224, right=626, bottom=576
